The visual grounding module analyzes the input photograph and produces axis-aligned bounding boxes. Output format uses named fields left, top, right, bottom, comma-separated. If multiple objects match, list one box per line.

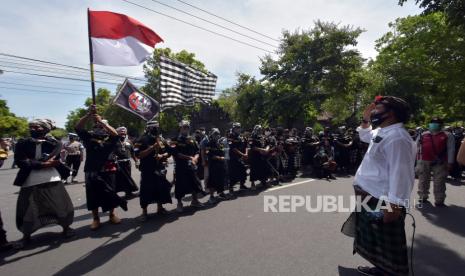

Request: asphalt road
left=0, top=156, right=464, bottom=276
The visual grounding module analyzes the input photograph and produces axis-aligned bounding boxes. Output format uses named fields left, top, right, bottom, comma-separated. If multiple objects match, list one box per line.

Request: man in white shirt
left=351, top=96, right=416, bottom=276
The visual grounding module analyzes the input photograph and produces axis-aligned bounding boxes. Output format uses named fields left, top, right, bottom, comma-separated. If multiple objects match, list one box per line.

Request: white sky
left=0, top=0, right=421, bottom=127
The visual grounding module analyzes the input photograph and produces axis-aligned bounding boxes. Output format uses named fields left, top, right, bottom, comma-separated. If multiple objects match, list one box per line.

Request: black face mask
left=30, top=130, right=46, bottom=139
left=149, top=127, right=159, bottom=136
left=91, top=128, right=109, bottom=140
left=119, top=136, right=126, bottom=142
left=370, top=110, right=390, bottom=127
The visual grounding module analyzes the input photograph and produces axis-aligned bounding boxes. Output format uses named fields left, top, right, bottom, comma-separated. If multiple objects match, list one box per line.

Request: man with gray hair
left=113, top=126, right=139, bottom=199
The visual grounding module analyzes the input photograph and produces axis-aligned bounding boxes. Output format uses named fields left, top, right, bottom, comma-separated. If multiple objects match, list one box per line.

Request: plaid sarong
left=353, top=195, right=409, bottom=276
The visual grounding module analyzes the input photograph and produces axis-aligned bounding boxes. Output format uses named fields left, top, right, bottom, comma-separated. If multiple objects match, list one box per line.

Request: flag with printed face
left=113, top=79, right=160, bottom=121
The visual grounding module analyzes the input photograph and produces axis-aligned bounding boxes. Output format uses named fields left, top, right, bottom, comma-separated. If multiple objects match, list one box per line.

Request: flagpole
left=87, top=8, right=96, bottom=105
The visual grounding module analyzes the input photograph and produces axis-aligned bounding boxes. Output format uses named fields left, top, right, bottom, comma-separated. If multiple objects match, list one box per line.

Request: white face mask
left=265, top=131, right=271, bottom=136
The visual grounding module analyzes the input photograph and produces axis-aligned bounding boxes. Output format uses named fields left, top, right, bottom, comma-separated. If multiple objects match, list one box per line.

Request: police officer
left=134, top=120, right=172, bottom=221
left=62, top=133, right=84, bottom=183
left=171, top=120, right=203, bottom=212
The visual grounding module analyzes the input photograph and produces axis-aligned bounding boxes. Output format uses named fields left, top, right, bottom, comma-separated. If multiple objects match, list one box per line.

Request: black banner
left=113, top=79, right=160, bottom=121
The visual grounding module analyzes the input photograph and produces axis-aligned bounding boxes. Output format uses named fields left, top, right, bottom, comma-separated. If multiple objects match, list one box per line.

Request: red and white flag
left=88, top=10, right=163, bottom=66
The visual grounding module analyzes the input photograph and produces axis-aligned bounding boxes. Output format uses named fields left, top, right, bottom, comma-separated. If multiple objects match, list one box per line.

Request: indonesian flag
left=88, top=10, right=163, bottom=66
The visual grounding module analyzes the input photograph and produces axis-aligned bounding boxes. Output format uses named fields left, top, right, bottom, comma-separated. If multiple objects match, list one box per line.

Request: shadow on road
left=417, top=203, right=465, bottom=237
left=51, top=215, right=179, bottom=275
left=0, top=204, right=209, bottom=273
left=413, top=234, right=465, bottom=275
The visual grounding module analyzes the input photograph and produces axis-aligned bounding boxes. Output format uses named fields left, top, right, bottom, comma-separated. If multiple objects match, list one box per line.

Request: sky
left=0, top=0, right=421, bottom=128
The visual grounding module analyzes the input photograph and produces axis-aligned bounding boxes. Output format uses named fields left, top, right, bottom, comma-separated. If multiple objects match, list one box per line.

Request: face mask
left=428, top=123, right=441, bottom=132
left=92, top=128, right=108, bottom=139
left=265, top=131, right=271, bottom=136
left=370, top=110, right=389, bottom=127
left=119, top=136, right=126, bottom=142
left=149, top=127, right=159, bottom=136
left=180, top=130, right=189, bottom=137
left=30, top=130, right=46, bottom=139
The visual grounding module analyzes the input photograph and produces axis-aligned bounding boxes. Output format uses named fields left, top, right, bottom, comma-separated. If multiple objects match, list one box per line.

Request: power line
left=0, top=77, right=95, bottom=88
left=0, top=60, right=148, bottom=85
left=0, top=53, right=149, bottom=83
left=148, top=0, right=278, bottom=48
left=121, top=0, right=274, bottom=53
left=175, top=0, right=280, bottom=43
left=0, top=63, right=137, bottom=83
left=0, top=81, right=92, bottom=93
left=1, top=69, right=127, bottom=85
left=0, top=86, right=89, bottom=96
left=0, top=59, right=139, bottom=82
left=0, top=70, right=223, bottom=92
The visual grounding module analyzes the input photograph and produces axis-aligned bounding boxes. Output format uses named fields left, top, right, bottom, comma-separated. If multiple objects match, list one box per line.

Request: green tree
left=372, top=12, right=465, bottom=123
left=65, top=88, right=112, bottom=132
left=50, top=128, right=68, bottom=139
left=398, top=0, right=465, bottom=28
left=0, top=99, right=28, bottom=137
left=220, top=21, right=366, bottom=128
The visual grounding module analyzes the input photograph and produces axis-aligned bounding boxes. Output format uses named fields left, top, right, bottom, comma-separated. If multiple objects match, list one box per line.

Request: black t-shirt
left=228, top=133, right=247, bottom=161
left=206, top=139, right=225, bottom=164
left=171, top=135, right=199, bottom=169
left=113, top=140, right=134, bottom=160
left=301, top=135, right=319, bottom=152
left=134, top=134, right=169, bottom=172
left=76, top=129, right=118, bottom=172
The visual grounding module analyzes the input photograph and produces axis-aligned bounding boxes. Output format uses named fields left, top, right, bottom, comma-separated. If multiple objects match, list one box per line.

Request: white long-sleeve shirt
left=354, top=123, right=417, bottom=206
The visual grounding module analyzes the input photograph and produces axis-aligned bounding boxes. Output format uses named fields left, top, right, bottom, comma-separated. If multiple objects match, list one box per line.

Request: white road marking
left=265, top=179, right=316, bottom=192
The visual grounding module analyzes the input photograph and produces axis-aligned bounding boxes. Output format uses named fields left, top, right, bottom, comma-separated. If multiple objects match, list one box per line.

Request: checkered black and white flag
left=159, top=55, right=217, bottom=110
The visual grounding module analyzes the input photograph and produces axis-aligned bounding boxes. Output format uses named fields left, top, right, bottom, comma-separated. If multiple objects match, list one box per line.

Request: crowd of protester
left=0, top=103, right=464, bottom=252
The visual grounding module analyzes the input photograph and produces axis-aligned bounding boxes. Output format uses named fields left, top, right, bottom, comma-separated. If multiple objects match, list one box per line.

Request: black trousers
left=66, top=155, right=81, bottom=177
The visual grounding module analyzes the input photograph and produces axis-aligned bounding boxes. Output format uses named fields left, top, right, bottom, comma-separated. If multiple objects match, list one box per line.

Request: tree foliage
left=372, top=12, right=465, bottom=123
left=399, top=0, right=465, bottom=28
left=0, top=99, right=28, bottom=137
left=218, top=21, right=367, bottom=128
